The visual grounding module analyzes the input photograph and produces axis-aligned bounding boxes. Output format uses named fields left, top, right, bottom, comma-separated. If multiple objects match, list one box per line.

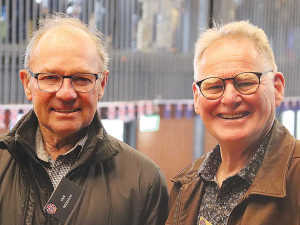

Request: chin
left=50, top=125, right=83, bottom=135
left=215, top=131, right=248, bottom=142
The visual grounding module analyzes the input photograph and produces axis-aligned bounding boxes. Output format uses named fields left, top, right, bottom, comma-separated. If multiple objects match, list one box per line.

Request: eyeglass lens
left=37, top=74, right=96, bottom=92
left=200, top=72, right=260, bottom=99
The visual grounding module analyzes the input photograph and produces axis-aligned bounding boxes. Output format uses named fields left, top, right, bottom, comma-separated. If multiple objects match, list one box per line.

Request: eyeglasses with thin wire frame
left=195, top=70, right=273, bottom=100
left=27, top=69, right=103, bottom=93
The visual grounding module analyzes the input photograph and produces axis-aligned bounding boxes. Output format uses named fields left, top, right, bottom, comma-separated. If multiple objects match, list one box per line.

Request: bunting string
left=2, top=97, right=298, bottom=133
left=0, top=100, right=193, bottom=133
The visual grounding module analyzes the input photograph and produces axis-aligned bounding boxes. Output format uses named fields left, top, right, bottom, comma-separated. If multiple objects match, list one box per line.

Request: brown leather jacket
left=166, top=120, right=300, bottom=225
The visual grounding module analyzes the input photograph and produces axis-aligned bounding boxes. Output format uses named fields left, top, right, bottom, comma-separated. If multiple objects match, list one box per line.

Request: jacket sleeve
left=164, top=182, right=182, bottom=224
left=141, top=169, right=169, bottom=225
left=168, top=182, right=181, bottom=212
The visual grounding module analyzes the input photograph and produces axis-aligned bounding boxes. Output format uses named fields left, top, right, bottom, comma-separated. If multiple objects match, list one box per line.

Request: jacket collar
left=0, top=110, right=39, bottom=162
left=171, top=119, right=295, bottom=198
left=0, top=110, right=119, bottom=166
left=246, top=119, right=295, bottom=197
left=74, top=112, right=119, bottom=166
left=171, top=154, right=206, bottom=184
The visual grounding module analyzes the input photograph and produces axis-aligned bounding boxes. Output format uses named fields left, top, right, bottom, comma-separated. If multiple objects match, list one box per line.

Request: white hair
left=24, top=13, right=109, bottom=75
left=194, top=20, right=277, bottom=81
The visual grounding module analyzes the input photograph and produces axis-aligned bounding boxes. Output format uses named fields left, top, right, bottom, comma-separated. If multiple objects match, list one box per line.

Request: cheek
left=198, top=98, right=218, bottom=117
left=256, top=87, right=276, bottom=110
left=245, top=91, right=276, bottom=123
left=81, top=93, right=99, bottom=111
left=31, top=91, right=51, bottom=107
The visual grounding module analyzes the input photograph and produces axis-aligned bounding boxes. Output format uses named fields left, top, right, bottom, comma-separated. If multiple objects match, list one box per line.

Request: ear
left=192, top=82, right=201, bottom=115
left=20, top=70, right=33, bottom=101
left=98, top=70, right=109, bottom=101
left=273, top=72, right=285, bottom=107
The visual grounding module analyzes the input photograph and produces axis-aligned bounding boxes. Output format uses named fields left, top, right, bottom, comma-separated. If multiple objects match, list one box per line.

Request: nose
left=55, top=78, right=77, bottom=101
left=220, top=81, right=242, bottom=106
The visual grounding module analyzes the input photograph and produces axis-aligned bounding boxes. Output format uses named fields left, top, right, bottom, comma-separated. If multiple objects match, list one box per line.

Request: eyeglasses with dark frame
left=195, top=70, right=273, bottom=100
left=27, top=69, right=103, bottom=93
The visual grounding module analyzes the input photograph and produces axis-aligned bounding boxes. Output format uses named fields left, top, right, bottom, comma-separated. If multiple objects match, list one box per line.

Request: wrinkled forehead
left=196, top=38, right=267, bottom=79
left=29, top=26, right=99, bottom=70
left=37, top=25, right=94, bottom=50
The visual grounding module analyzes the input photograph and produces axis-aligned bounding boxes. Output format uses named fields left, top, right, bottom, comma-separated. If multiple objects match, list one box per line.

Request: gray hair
left=24, top=13, right=109, bottom=74
left=193, top=20, right=277, bottom=81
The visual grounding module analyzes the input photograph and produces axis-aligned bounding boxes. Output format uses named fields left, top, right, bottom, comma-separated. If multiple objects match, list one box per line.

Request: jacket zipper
left=173, top=187, right=183, bottom=225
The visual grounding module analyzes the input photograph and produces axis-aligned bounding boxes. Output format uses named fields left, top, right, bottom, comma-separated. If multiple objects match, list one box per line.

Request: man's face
left=193, top=38, right=284, bottom=149
left=20, top=26, right=108, bottom=139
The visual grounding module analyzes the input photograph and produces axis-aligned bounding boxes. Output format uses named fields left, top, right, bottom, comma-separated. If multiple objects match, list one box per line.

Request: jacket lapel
left=246, top=120, right=295, bottom=198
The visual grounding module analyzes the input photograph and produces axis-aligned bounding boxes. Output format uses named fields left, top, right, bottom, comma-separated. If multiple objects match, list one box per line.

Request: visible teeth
left=221, top=113, right=243, bottom=119
left=54, top=109, right=77, bottom=113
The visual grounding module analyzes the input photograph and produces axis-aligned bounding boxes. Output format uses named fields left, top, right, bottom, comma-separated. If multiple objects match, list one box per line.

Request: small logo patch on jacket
left=199, top=217, right=212, bottom=225
left=46, top=203, right=57, bottom=215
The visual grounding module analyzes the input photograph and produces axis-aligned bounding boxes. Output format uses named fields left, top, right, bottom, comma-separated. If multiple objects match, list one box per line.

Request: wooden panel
left=136, top=108, right=194, bottom=191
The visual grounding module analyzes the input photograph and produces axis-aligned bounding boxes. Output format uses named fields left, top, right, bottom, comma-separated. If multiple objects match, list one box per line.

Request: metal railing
left=0, top=0, right=299, bottom=105
left=0, top=0, right=204, bottom=104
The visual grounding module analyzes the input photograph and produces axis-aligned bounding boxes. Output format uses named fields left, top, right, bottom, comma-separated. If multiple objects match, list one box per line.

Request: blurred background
left=0, top=0, right=300, bottom=190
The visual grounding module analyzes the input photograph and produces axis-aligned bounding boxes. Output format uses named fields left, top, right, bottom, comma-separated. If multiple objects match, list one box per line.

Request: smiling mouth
left=219, top=112, right=249, bottom=119
left=52, top=109, right=80, bottom=113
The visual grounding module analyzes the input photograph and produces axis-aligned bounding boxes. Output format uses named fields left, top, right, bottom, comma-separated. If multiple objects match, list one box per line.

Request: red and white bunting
left=127, top=103, right=136, bottom=121
left=108, top=105, right=116, bottom=120
left=145, top=101, right=154, bottom=115
left=137, top=101, right=145, bottom=117
left=118, top=104, right=126, bottom=121
left=10, top=108, right=19, bottom=129
left=0, top=109, right=5, bottom=129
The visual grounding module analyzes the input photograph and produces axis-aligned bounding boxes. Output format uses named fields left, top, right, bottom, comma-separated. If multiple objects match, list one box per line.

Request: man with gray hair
left=166, top=21, right=300, bottom=224
left=0, top=13, right=168, bottom=225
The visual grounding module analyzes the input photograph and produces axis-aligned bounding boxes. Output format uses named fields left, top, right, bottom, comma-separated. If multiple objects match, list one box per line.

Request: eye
left=236, top=82, right=255, bottom=87
left=236, top=79, right=258, bottom=90
left=38, top=74, right=61, bottom=84
left=235, top=74, right=259, bottom=91
left=207, top=85, right=223, bottom=90
left=201, top=78, right=224, bottom=93
left=72, top=74, right=94, bottom=86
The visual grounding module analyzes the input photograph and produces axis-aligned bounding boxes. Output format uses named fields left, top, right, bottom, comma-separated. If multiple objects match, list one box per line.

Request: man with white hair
left=166, top=21, right=300, bottom=224
left=0, top=13, right=168, bottom=225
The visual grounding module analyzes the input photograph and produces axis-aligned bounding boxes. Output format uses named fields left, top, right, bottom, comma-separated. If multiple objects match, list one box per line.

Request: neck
left=216, top=137, right=265, bottom=187
left=40, top=127, right=87, bottom=161
left=216, top=149, right=253, bottom=187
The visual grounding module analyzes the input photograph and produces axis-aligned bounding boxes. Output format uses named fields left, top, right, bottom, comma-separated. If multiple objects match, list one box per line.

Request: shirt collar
left=35, top=126, right=88, bottom=162
left=237, top=133, right=270, bottom=184
left=199, top=133, right=270, bottom=185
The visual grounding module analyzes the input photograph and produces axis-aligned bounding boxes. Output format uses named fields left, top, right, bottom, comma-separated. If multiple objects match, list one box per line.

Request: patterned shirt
left=197, top=134, right=270, bottom=225
left=35, top=126, right=88, bottom=189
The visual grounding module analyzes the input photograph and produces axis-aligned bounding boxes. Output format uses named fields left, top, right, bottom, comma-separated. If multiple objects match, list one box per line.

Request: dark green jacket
left=0, top=110, right=168, bottom=225
left=166, top=120, right=300, bottom=225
